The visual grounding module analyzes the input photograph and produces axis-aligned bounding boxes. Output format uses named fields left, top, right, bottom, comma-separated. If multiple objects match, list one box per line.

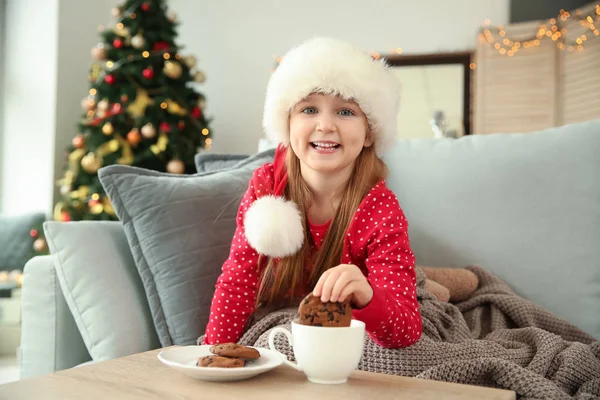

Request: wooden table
left=0, top=347, right=516, bottom=399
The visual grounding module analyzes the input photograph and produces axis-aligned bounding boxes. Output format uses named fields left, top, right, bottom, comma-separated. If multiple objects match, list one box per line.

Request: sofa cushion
left=383, top=119, right=600, bottom=339
left=98, top=149, right=275, bottom=346
left=0, top=212, right=45, bottom=271
left=44, top=221, right=160, bottom=361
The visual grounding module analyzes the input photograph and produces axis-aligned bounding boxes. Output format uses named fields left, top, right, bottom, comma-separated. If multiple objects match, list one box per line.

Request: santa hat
left=262, top=36, right=401, bottom=155
left=246, top=37, right=402, bottom=258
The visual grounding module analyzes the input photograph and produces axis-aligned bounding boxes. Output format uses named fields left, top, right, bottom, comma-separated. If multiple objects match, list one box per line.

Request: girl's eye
left=302, top=107, right=317, bottom=114
left=339, top=109, right=355, bottom=116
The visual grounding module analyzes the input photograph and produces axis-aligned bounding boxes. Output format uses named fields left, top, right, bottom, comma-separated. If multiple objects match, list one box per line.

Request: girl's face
left=289, top=93, right=373, bottom=175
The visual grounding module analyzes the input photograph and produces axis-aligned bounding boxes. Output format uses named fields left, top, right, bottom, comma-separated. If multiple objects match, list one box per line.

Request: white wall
left=0, top=0, right=509, bottom=216
left=0, top=0, right=6, bottom=210
left=53, top=0, right=117, bottom=206
left=171, top=0, right=509, bottom=154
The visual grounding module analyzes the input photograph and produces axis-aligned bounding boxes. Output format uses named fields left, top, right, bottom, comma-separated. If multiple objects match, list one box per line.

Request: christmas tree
left=54, top=0, right=211, bottom=223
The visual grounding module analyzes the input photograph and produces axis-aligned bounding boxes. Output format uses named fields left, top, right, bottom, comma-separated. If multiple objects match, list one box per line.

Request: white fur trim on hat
left=244, top=195, right=305, bottom=258
left=263, top=37, right=401, bottom=155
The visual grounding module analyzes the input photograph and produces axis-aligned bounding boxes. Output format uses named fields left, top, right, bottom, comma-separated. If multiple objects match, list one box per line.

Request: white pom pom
left=244, top=196, right=304, bottom=258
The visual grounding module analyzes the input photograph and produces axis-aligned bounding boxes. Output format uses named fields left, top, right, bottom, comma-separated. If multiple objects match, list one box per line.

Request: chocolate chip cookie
left=197, top=355, right=246, bottom=368
left=209, top=343, right=261, bottom=360
left=297, top=293, right=352, bottom=327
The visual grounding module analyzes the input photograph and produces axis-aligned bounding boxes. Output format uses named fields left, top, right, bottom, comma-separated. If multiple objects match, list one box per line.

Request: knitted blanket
left=233, top=267, right=600, bottom=400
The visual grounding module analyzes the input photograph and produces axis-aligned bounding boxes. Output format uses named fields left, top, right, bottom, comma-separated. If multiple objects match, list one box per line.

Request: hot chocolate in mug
left=267, top=319, right=365, bottom=384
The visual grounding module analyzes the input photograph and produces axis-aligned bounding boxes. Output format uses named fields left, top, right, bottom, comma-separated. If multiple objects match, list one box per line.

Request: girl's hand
left=312, top=264, right=373, bottom=309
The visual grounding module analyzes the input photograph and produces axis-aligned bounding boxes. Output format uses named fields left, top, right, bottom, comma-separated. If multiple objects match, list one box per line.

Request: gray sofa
left=19, top=119, right=600, bottom=379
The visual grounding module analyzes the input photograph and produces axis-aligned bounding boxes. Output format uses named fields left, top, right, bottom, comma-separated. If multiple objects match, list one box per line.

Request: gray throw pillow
left=44, top=221, right=159, bottom=360
left=0, top=212, right=46, bottom=271
left=98, top=149, right=275, bottom=346
left=194, top=152, right=250, bottom=173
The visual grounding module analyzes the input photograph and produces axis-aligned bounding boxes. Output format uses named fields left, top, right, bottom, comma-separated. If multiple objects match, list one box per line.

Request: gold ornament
left=183, top=55, right=197, bottom=68
left=81, top=97, right=95, bottom=111
left=102, top=122, right=114, bottom=135
left=127, top=88, right=154, bottom=118
left=141, top=123, right=156, bottom=138
left=163, top=61, right=183, bottom=79
left=91, top=45, right=106, bottom=61
left=81, top=152, right=102, bottom=174
left=60, top=184, right=71, bottom=196
left=167, top=10, right=178, bottom=22
left=166, top=159, right=185, bottom=174
left=131, top=34, right=145, bottom=49
left=194, top=70, right=207, bottom=83
left=113, top=25, right=130, bottom=37
left=33, top=238, right=48, bottom=252
left=89, top=199, right=105, bottom=215
left=97, top=99, right=109, bottom=110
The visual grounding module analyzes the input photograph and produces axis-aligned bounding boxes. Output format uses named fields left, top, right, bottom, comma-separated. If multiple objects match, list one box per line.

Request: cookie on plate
left=197, top=355, right=246, bottom=368
left=297, top=293, right=352, bottom=327
left=209, top=343, right=261, bottom=360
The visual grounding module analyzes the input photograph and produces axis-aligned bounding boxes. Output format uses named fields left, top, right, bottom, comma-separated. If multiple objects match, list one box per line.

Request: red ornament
left=113, top=38, right=124, bottom=49
left=30, top=229, right=39, bottom=238
left=141, top=2, right=150, bottom=11
left=111, top=103, right=123, bottom=113
left=121, top=94, right=129, bottom=102
left=61, top=212, right=71, bottom=222
left=178, top=121, right=185, bottom=130
left=127, top=129, right=142, bottom=146
left=72, top=135, right=85, bottom=149
left=142, top=67, right=154, bottom=79
left=160, top=122, right=171, bottom=133
left=88, top=199, right=100, bottom=208
left=191, top=107, right=202, bottom=119
left=153, top=41, right=169, bottom=51
left=105, top=74, right=116, bottom=85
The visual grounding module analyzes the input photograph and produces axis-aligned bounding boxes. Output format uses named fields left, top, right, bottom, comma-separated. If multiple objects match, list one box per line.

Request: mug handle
left=268, top=327, right=301, bottom=371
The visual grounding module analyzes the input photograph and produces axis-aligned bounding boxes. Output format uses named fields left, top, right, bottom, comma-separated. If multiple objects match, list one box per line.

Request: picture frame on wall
left=382, top=52, right=473, bottom=140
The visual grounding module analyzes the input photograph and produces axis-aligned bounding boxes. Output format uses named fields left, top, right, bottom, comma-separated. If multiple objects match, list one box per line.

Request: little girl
left=203, top=37, right=422, bottom=349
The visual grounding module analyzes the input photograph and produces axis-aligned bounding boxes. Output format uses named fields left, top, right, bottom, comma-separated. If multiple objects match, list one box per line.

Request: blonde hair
left=255, top=143, right=387, bottom=308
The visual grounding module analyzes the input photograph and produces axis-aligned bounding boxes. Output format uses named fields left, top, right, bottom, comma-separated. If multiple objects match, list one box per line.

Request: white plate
left=157, top=345, right=283, bottom=382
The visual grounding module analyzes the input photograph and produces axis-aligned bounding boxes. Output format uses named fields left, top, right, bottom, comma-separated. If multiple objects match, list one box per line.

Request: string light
left=273, top=6, right=599, bottom=65
left=480, top=5, right=599, bottom=56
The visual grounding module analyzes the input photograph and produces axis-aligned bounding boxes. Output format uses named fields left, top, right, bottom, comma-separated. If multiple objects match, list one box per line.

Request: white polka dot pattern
left=347, top=181, right=422, bottom=348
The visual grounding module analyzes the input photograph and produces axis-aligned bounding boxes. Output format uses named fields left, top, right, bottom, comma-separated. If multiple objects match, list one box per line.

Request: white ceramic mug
left=268, top=319, right=365, bottom=384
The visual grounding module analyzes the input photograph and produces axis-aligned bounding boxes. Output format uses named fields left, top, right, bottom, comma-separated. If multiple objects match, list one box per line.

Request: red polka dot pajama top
left=203, top=152, right=422, bottom=349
